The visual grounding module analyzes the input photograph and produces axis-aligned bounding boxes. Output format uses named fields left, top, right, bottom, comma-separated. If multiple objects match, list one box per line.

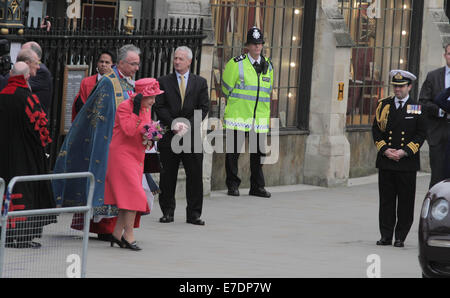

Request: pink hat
left=131, top=78, right=164, bottom=98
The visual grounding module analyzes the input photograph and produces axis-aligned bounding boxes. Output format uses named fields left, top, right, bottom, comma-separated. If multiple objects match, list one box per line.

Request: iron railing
left=13, top=16, right=206, bottom=167
left=338, top=0, right=416, bottom=128
left=0, top=172, right=94, bottom=278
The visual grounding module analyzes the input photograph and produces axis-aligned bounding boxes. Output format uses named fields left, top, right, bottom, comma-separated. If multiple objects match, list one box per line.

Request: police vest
left=222, top=54, right=273, bottom=133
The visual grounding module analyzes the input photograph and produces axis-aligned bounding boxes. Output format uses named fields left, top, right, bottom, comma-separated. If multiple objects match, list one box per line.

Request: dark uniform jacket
left=372, top=96, right=426, bottom=171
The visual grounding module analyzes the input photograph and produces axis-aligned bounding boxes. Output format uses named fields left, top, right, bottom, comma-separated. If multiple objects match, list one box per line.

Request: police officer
left=372, top=70, right=426, bottom=247
left=222, top=27, right=273, bottom=198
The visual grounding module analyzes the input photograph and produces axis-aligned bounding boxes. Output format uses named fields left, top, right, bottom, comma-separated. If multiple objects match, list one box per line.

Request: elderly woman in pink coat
left=104, top=78, right=164, bottom=251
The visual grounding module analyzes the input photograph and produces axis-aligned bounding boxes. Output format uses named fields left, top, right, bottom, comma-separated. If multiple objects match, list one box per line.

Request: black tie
left=397, top=100, right=404, bottom=110
left=253, top=61, right=261, bottom=74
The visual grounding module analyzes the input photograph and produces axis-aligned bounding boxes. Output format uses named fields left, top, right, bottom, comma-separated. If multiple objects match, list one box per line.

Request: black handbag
left=144, top=153, right=161, bottom=173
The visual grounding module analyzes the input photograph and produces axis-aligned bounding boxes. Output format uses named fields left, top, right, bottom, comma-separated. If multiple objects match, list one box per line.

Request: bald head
left=22, top=41, right=42, bottom=60
left=10, top=61, right=30, bottom=80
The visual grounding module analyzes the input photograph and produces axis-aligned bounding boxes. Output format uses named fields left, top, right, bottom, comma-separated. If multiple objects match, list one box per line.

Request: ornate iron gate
left=15, top=16, right=206, bottom=166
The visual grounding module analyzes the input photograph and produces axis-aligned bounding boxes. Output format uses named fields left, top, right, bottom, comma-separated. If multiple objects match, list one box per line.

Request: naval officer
left=372, top=70, right=426, bottom=248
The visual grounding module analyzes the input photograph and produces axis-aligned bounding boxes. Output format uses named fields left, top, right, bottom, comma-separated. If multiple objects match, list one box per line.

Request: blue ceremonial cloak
left=52, top=67, right=134, bottom=216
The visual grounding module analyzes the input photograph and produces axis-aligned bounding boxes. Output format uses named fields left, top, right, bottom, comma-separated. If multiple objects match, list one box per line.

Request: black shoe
left=97, top=233, right=112, bottom=242
left=376, top=238, right=392, bottom=246
left=187, top=217, right=205, bottom=226
left=394, top=240, right=405, bottom=248
left=121, top=236, right=142, bottom=251
left=159, top=214, right=174, bottom=223
left=249, top=188, right=271, bottom=198
left=227, top=189, right=240, bottom=196
left=110, top=235, right=125, bottom=248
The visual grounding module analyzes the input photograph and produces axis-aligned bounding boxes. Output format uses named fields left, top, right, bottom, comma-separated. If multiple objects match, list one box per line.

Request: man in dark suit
left=419, top=44, right=450, bottom=188
left=21, top=42, right=53, bottom=115
left=372, top=70, right=426, bottom=248
left=154, top=46, right=209, bottom=226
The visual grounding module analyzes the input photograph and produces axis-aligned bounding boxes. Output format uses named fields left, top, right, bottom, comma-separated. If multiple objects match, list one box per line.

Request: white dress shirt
left=445, top=65, right=450, bottom=89
left=395, top=95, right=409, bottom=109
left=248, top=54, right=261, bottom=65
left=175, top=70, right=190, bottom=88
left=440, top=65, right=450, bottom=117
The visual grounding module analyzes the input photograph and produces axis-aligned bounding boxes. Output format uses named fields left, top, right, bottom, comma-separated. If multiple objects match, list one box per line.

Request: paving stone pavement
left=2, top=173, right=430, bottom=278
left=81, top=172, right=430, bottom=278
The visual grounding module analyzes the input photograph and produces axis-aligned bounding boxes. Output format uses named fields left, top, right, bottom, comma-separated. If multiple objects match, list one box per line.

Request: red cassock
left=104, top=99, right=151, bottom=213
left=71, top=74, right=98, bottom=122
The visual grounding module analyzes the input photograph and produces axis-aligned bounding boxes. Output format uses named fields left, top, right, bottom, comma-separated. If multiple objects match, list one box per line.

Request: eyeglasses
left=125, top=61, right=140, bottom=67
left=27, top=59, right=40, bottom=65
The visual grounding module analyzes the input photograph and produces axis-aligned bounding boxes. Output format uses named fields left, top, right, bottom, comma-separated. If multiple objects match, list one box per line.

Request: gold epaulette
left=378, top=96, right=391, bottom=103
left=375, top=99, right=390, bottom=132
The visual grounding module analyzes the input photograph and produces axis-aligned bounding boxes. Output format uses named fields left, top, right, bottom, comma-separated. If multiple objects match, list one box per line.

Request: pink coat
left=104, top=99, right=151, bottom=212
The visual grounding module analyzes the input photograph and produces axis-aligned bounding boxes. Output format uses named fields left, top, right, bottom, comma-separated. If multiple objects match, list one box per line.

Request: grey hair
left=175, top=46, right=193, bottom=60
left=11, top=61, right=30, bottom=77
left=117, top=44, right=141, bottom=62
left=22, top=41, right=42, bottom=60
left=16, top=49, right=38, bottom=64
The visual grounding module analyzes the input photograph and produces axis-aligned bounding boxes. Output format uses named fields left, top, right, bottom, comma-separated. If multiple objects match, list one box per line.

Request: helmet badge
left=252, top=29, right=261, bottom=40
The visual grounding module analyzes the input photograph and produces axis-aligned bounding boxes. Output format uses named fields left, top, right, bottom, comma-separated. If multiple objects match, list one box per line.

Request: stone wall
left=346, top=130, right=378, bottom=178
left=160, top=0, right=444, bottom=193
left=211, top=134, right=307, bottom=190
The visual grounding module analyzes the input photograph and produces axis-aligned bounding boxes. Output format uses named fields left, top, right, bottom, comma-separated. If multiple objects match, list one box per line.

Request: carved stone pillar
left=303, top=0, right=354, bottom=187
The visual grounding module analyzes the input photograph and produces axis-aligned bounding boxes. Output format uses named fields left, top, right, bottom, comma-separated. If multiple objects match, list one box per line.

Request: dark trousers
left=429, top=142, right=447, bottom=188
left=378, top=169, right=416, bottom=241
left=428, top=122, right=450, bottom=188
left=225, top=129, right=265, bottom=190
left=158, top=149, right=203, bottom=220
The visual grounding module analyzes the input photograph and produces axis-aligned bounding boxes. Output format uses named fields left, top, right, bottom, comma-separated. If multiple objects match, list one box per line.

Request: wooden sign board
left=61, top=65, right=89, bottom=135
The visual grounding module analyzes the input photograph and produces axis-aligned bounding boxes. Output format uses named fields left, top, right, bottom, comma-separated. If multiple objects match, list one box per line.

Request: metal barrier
left=0, top=172, right=94, bottom=278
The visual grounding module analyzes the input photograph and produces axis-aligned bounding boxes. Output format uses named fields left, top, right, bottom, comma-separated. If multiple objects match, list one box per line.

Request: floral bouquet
left=141, top=121, right=164, bottom=150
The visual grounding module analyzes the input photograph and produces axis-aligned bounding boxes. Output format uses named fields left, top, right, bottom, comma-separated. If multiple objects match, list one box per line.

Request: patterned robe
left=52, top=67, right=134, bottom=218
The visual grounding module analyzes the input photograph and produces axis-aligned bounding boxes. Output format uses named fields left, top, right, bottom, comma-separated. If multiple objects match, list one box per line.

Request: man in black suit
left=419, top=44, right=450, bottom=188
left=372, top=70, right=426, bottom=248
left=21, top=42, right=53, bottom=115
left=154, top=46, right=209, bottom=226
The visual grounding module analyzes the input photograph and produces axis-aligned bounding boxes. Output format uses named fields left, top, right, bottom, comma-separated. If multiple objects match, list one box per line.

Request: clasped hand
left=384, top=148, right=407, bottom=162
left=173, top=122, right=189, bottom=136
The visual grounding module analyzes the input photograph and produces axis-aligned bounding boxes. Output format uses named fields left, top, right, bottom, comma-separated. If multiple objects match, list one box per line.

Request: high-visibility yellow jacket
left=222, top=54, right=273, bottom=133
